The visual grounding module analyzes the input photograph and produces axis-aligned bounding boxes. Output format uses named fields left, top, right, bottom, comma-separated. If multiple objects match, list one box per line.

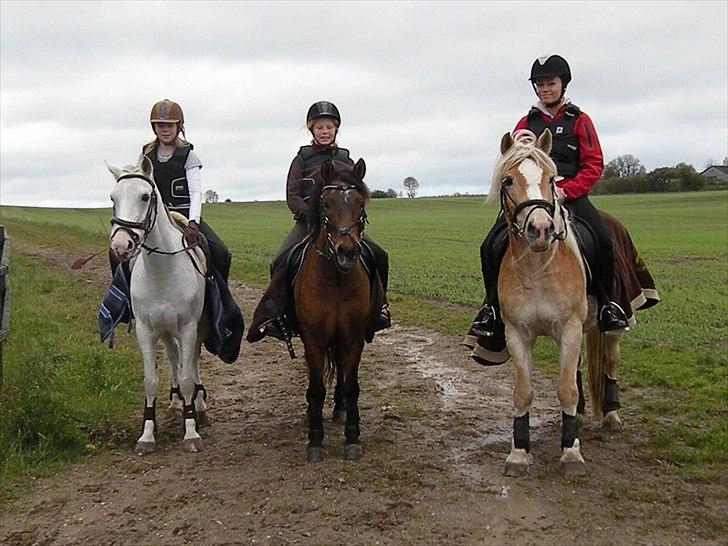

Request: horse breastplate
left=526, top=104, right=581, bottom=178
left=145, top=145, right=193, bottom=217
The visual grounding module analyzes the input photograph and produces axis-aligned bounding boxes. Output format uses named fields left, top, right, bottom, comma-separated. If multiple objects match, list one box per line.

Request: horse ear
left=500, top=132, right=515, bottom=154
left=537, top=129, right=553, bottom=154
left=352, top=158, right=366, bottom=180
left=106, top=161, right=124, bottom=180
left=139, top=154, right=154, bottom=178
left=321, top=159, right=336, bottom=182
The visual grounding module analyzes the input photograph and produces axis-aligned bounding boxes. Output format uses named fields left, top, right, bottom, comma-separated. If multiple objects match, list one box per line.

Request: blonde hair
left=143, top=134, right=190, bottom=156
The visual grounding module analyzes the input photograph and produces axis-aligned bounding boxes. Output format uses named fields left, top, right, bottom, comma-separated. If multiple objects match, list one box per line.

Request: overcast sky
left=1, top=1, right=726, bottom=207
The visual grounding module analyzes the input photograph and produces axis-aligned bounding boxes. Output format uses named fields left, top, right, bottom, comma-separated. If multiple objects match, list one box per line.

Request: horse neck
left=143, top=200, right=183, bottom=258
left=507, top=234, right=567, bottom=279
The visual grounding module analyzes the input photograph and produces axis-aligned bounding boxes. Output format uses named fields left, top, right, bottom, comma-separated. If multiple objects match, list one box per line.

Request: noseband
left=110, top=173, right=159, bottom=249
left=500, top=176, right=566, bottom=242
left=315, top=184, right=368, bottom=261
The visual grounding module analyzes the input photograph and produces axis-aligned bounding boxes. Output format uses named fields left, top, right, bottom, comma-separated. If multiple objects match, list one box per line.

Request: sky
left=1, top=1, right=726, bottom=208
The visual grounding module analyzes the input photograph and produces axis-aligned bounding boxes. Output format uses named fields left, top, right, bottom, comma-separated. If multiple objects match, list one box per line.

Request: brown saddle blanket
left=464, top=211, right=660, bottom=366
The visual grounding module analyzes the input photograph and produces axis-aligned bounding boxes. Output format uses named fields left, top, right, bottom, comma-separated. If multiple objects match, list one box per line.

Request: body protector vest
left=526, top=104, right=581, bottom=178
left=297, top=145, right=352, bottom=200
left=144, top=144, right=194, bottom=217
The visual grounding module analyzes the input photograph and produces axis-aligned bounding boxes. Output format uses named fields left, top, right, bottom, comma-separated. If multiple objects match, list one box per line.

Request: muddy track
left=2, top=243, right=726, bottom=545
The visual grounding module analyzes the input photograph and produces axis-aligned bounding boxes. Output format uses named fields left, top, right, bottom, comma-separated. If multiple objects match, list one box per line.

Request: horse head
left=491, top=129, right=564, bottom=252
left=310, top=158, right=369, bottom=272
left=107, top=155, right=158, bottom=262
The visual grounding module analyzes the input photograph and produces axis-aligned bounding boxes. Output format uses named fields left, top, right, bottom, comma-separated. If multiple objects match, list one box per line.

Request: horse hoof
left=134, top=441, right=156, bottom=455
left=560, top=461, right=587, bottom=477
left=182, top=437, right=204, bottom=453
left=306, top=446, right=325, bottom=463
left=503, top=461, right=529, bottom=477
left=602, top=411, right=623, bottom=432
left=343, top=443, right=362, bottom=460
left=332, top=410, right=347, bottom=423
left=197, top=411, right=211, bottom=428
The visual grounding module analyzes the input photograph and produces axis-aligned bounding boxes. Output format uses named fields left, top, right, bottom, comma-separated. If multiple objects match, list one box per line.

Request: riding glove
left=184, top=220, right=200, bottom=246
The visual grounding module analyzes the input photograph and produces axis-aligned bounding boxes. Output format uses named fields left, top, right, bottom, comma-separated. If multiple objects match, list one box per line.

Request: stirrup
left=472, top=305, right=498, bottom=337
left=598, top=302, right=629, bottom=333
left=375, top=304, right=392, bottom=331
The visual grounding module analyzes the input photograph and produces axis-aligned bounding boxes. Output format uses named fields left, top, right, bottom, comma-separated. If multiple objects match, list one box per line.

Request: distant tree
left=385, top=188, right=398, bottom=198
left=204, top=190, right=219, bottom=203
left=704, top=158, right=717, bottom=169
left=225, top=198, right=232, bottom=203
left=604, top=155, right=646, bottom=178
left=371, top=190, right=388, bottom=198
left=403, top=176, right=420, bottom=198
left=723, top=156, right=728, bottom=166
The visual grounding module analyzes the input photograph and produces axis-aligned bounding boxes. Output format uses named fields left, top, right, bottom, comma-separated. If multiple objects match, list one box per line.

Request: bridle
left=110, top=173, right=198, bottom=258
left=315, top=184, right=368, bottom=262
left=499, top=174, right=566, bottom=242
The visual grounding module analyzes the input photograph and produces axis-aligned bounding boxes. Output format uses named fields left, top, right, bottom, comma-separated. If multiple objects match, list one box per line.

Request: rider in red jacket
left=473, top=55, right=628, bottom=337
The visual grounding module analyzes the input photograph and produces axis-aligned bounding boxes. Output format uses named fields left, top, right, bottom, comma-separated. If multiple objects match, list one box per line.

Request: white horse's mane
left=488, top=130, right=557, bottom=202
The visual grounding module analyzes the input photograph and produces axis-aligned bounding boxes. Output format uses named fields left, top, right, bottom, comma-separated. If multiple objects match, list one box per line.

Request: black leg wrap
left=182, top=403, right=197, bottom=424
left=344, top=424, right=360, bottom=444
left=169, top=386, right=181, bottom=401
left=193, top=383, right=208, bottom=402
left=602, top=375, right=621, bottom=415
left=561, top=412, right=578, bottom=449
left=308, top=428, right=324, bottom=446
left=142, top=398, right=157, bottom=433
left=576, top=369, right=586, bottom=415
left=513, top=413, right=530, bottom=452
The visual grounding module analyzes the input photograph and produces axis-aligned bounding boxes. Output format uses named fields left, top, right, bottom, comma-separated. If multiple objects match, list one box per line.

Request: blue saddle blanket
left=99, top=264, right=244, bottom=364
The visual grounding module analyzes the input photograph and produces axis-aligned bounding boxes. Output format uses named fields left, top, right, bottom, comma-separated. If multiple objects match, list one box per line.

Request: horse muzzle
left=525, top=216, right=555, bottom=251
left=110, top=230, right=138, bottom=262
left=334, top=241, right=362, bottom=271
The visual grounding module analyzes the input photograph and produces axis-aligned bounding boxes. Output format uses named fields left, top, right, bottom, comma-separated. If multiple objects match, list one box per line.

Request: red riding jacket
left=514, top=102, right=604, bottom=200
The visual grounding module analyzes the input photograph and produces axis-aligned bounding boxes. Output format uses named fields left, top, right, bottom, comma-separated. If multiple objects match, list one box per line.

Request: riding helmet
left=306, top=101, right=341, bottom=125
left=529, top=55, right=571, bottom=87
left=150, top=99, right=184, bottom=125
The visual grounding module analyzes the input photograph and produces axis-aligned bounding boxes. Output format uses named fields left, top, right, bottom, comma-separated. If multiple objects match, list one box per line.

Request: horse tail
left=325, top=347, right=337, bottom=385
left=586, top=326, right=607, bottom=419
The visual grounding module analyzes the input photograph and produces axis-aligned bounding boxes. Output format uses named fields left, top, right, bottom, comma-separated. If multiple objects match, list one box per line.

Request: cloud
left=1, top=1, right=726, bottom=207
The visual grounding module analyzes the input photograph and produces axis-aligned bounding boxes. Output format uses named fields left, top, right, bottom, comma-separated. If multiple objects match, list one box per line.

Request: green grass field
left=0, top=190, right=726, bottom=491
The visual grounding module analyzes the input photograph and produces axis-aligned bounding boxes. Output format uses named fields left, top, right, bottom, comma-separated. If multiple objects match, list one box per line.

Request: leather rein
left=110, top=173, right=200, bottom=259
left=499, top=175, right=567, bottom=242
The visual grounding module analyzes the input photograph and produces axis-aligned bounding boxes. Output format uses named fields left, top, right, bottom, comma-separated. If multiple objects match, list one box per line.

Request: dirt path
left=2, top=244, right=726, bottom=545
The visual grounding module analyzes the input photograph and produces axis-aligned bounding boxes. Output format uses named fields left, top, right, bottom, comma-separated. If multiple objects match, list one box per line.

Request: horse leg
left=135, top=324, right=159, bottom=455
left=192, top=338, right=210, bottom=427
left=332, top=364, right=346, bottom=423
left=163, top=336, right=182, bottom=410
left=576, top=355, right=586, bottom=418
left=305, top=345, right=327, bottom=463
left=601, top=332, right=623, bottom=432
left=337, top=343, right=364, bottom=460
left=503, top=326, right=535, bottom=477
left=558, top=319, right=587, bottom=476
left=178, top=323, right=203, bottom=453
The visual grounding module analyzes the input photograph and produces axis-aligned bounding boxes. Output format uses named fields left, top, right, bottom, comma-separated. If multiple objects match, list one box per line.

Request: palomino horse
left=492, top=130, right=623, bottom=477
left=294, top=158, right=371, bottom=462
left=107, top=155, right=208, bottom=454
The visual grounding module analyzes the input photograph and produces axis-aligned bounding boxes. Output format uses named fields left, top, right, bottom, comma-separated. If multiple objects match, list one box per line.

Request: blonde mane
left=488, top=130, right=557, bottom=202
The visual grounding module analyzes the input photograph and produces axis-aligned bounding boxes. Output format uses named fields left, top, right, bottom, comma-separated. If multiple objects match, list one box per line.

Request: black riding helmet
left=307, top=101, right=341, bottom=125
left=529, top=54, right=572, bottom=87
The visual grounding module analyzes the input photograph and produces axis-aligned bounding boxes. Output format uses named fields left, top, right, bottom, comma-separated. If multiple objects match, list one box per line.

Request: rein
left=500, top=177, right=567, bottom=242
left=315, top=184, right=368, bottom=261
left=110, top=173, right=202, bottom=266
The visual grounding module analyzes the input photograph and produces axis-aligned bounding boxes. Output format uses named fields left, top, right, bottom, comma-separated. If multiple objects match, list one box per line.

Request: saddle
left=464, top=211, right=660, bottom=366
left=247, top=237, right=384, bottom=351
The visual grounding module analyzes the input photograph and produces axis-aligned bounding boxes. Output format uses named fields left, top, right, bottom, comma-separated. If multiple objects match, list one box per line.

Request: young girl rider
left=474, top=55, right=628, bottom=338
left=248, top=101, right=391, bottom=342
left=142, top=99, right=232, bottom=281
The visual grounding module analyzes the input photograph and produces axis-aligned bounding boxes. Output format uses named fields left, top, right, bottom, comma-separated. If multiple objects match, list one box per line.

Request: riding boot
left=363, top=234, right=392, bottom=332
left=472, top=216, right=508, bottom=336
left=247, top=266, right=290, bottom=343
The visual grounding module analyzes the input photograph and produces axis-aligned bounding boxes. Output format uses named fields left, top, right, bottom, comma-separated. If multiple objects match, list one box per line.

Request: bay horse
left=294, top=158, right=371, bottom=462
left=492, top=130, right=623, bottom=477
left=107, top=155, right=208, bottom=454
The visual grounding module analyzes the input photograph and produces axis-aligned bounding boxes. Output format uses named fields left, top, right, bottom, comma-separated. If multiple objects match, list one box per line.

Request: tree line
left=591, top=154, right=728, bottom=195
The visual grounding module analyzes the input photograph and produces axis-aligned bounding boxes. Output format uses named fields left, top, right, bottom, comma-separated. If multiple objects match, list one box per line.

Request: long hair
left=142, top=131, right=191, bottom=156
left=488, top=130, right=557, bottom=202
left=307, top=162, right=370, bottom=236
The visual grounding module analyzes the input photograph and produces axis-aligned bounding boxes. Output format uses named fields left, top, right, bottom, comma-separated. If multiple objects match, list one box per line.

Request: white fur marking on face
left=518, top=158, right=545, bottom=200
